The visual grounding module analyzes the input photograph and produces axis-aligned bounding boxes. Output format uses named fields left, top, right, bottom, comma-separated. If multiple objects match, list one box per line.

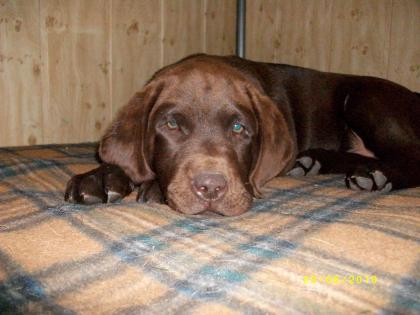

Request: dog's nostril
left=198, top=185, right=208, bottom=192
left=193, top=173, right=227, bottom=201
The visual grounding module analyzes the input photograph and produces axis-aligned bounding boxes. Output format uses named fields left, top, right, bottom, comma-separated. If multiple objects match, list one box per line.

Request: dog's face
left=99, top=55, right=295, bottom=216
left=150, top=65, right=258, bottom=215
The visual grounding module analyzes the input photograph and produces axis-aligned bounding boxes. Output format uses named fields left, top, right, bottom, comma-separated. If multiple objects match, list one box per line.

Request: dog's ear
left=247, top=85, right=296, bottom=197
left=99, top=81, right=163, bottom=184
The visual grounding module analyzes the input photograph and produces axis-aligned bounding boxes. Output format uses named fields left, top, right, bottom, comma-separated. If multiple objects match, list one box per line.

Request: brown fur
left=65, top=54, right=420, bottom=216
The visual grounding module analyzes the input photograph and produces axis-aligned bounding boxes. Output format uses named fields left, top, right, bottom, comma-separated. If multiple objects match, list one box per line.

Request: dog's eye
left=166, top=119, right=179, bottom=130
left=232, top=122, right=245, bottom=133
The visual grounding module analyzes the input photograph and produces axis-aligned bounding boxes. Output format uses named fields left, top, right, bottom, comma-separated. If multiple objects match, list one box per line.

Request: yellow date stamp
left=303, top=275, right=377, bottom=285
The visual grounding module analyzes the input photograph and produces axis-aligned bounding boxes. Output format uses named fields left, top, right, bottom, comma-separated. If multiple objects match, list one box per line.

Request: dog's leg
left=287, top=149, right=375, bottom=176
left=289, top=87, right=420, bottom=192
left=65, top=164, right=134, bottom=204
left=287, top=148, right=420, bottom=191
left=137, top=180, right=164, bottom=204
left=340, top=87, right=420, bottom=191
left=345, top=149, right=420, bottom=191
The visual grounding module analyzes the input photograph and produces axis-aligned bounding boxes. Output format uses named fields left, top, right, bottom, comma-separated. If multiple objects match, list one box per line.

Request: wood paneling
left=276, top=0, right=333, bottom=71
left=163, top=0, right=205, bottom=65
left=0, top=0, right=43, bottom=146
left=205, top=0, right=236, bottom=55
left=1, top=0, right=419, bottom=146
left=387, top=0, right=420, bottom=90
left=246, top=0, right=419, bottom=91
left=0, top=0, right=235, bottom=146
left=111, top=0, right=161, bottom=114
left=246, top=0, right=333, bottom=70
left=40, top=0, right=111, bottom=144
left=246, top=0, right=281, bottom=61
left=329, top=0, right=392, bottom=77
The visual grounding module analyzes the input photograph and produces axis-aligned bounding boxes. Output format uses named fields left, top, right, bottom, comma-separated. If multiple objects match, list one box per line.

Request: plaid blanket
left=0, top=143, right=419, bottom=315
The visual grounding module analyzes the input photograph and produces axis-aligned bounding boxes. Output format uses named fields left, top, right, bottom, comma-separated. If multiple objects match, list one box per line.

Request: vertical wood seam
left=325, top=0, right=333, bottom=72
left=385, top=0, right=395, bottom=80
left=40, top=0, right=51, bottom=144
left=38, top=0, right=44, bottom=143
left=109, top=0, right=113, bottom=120
left=160, top=0, right=164, bottom=67
left=327, top=0, right=335, bottom=72
left=274, top=1, right=282, bottom=62
left=203, top=0, right=207, bottom=53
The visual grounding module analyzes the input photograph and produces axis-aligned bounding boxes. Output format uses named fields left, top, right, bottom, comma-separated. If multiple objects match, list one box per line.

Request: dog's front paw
left=137, top=180, right=164, bottom=204
left=287, top=156, right=321, bottom=177
left=65, top=164, right=133, bottom=204
left=345, top=169, right=392, bottom=192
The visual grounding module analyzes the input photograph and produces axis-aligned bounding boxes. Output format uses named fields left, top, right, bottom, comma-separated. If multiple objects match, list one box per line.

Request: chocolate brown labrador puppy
left=65, top=54, right=420, bottom=216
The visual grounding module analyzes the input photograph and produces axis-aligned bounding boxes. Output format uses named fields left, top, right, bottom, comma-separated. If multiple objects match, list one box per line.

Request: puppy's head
left=100, top=55, right=295, bottom=216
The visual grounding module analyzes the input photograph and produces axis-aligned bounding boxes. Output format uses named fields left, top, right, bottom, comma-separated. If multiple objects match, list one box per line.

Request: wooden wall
left=1, top=0, right=419, bottom=147
left=0, top=0, right=236, bottom=146
left=246, top=0, right=420, bottom=91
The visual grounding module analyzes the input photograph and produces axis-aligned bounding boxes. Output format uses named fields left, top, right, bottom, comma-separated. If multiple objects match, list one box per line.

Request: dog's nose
left=192, top=173, right=227, bottom=201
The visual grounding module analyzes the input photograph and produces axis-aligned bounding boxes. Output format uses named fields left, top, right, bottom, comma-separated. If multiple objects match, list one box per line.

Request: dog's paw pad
left=287, top=156, right=321, bottom=177
left=346, top=169, right=392, bottom=192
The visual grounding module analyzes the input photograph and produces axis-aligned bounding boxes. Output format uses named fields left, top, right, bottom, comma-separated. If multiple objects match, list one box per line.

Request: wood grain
left=163, top=0, right=205, bottom=65
left=0, top=0, right=43, bottom=146
left=246, top=0, right=282, bottom=61
left=205, top=0, right=236, bottom=55
left=329, top=0, right=392, bottom=77
left=111, top=0, right=162, bottom=114
left=387, top=0, right=420, bottom=91
left=246, top=0, right=333, bottom=70
left=40, top=0, right=111, bottom=144
left=0, top=0, right=419, bottom=146
left=275, top=0, right=333, bottom=71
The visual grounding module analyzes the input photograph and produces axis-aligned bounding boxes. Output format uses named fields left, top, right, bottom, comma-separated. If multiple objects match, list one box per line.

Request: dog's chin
left=213, top=205, right=250, bottom=217
left=166, top=193, right=252, bottom=216
left=165, top=197, right=205, bottom=215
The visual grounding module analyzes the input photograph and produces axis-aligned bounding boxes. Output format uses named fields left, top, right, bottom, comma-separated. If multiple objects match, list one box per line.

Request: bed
left=0, top=143, right=419, bottom=314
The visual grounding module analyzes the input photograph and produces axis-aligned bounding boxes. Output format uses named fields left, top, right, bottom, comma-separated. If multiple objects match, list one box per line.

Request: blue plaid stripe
left=0, top=143, right=419, bottom=314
